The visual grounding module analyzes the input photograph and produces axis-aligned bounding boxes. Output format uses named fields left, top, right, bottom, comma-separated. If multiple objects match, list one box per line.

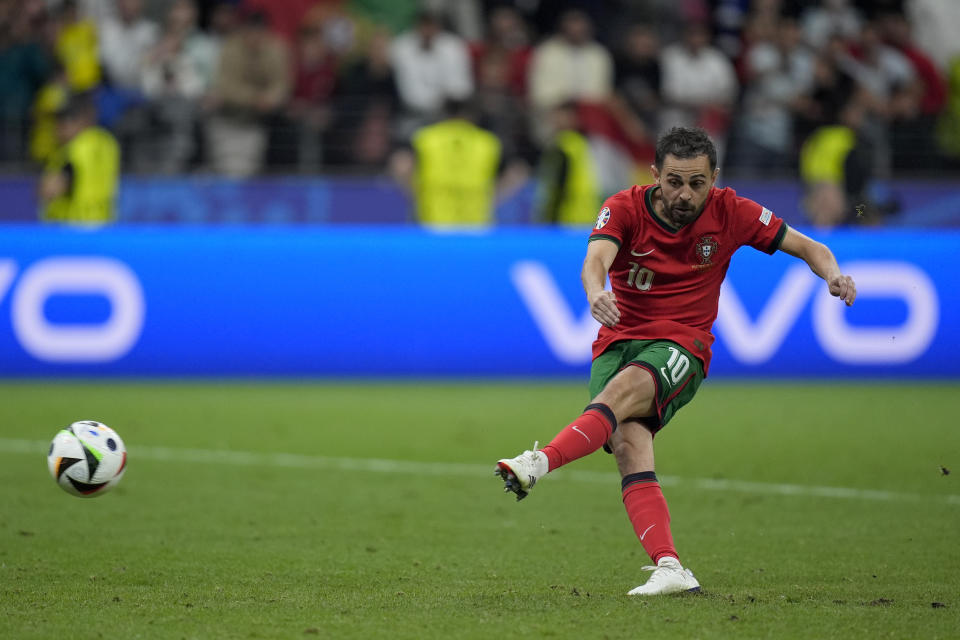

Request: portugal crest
left=695, top=236, right=719, bottom=265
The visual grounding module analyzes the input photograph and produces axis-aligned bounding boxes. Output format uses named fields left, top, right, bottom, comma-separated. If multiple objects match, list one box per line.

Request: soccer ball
left=47, top=421, right=127, bottom=498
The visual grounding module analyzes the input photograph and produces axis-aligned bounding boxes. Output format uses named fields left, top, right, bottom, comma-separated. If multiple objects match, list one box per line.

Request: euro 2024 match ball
left=48, top=421, right=127, bottom=497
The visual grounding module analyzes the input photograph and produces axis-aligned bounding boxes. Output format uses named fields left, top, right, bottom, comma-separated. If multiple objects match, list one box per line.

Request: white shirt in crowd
left=527, top=37, right=613, bottom=112
left=660, top=43, right=738, bottom=108
left=100, top=15, right=159, bottom=90
left=390, top=30, right=473, bottom=114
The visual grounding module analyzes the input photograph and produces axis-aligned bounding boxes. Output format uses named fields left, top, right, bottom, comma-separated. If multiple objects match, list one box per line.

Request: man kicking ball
left=495, top=126, right=857, bottom=595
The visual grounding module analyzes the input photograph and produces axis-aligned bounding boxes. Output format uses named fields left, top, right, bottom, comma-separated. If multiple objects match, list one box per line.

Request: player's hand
left=590, top=290, right=621, bottom=327
left=828, top=274, right=856, bottom=306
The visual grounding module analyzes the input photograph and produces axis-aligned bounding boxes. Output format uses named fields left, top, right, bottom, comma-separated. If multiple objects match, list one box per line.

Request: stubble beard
left=664, top=201, right=703, bottom=228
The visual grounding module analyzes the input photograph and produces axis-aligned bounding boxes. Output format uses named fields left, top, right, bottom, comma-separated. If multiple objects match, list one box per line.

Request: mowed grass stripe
left=8, top=437, right=957, bottom=506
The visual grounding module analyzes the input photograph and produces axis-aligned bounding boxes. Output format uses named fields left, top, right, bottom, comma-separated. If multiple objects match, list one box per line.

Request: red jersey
left=589, top=184, right=786, bottom=375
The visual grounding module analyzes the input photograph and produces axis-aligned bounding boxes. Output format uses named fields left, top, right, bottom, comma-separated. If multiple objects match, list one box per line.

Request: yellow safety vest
left=412, top=119, right=501, bottom=226
left=30, top=82, right=69, bottom=163
left=553, top=130, right=601, bottom=225
left=937, top=56, right=960, bottom=157
left=799, top=125, right=856, bottom=185
left=42, top=126, right=120, bottom=225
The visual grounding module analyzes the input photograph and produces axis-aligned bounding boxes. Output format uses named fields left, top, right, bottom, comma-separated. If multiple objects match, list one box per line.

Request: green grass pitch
left=0, top=381, right=958, bottom=639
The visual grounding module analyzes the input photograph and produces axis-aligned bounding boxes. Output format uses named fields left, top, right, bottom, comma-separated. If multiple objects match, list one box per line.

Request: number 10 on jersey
left=627, top=262, right=655, bottom=291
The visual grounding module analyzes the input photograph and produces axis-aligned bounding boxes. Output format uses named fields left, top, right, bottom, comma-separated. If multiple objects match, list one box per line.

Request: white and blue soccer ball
left=47, top=421, right=127, bottom=497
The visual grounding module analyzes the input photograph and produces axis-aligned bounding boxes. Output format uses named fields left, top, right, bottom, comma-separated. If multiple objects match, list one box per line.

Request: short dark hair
left=655, top=127, right=718, bottom=172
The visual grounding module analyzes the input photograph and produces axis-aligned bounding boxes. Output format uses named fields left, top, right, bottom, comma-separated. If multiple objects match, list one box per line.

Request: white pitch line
left=6, top=438, right=957, bottom=506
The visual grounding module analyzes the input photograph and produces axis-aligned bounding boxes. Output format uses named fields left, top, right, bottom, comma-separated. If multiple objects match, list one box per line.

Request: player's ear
left=711, top=167, right=719, bottom=185
left=650, top=164, right=660, bottom=183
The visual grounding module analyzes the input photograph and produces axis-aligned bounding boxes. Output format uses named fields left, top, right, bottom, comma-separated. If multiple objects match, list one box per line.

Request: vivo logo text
left=0, top=257, right=145, bottom=362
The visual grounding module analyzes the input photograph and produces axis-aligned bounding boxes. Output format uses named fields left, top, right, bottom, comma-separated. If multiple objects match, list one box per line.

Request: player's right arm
left=583, top=238, right=620, bottom=327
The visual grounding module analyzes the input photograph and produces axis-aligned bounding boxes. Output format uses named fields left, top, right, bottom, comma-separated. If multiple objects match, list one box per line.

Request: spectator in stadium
left=422, top=0, right=483, bottom=42
left=527, top=9, right=613, bottom=144
left=278, top=19, right=339, bottom=172
left=613, top=24, right=661, bottom=135
left=99, top=0, right=158, bottom=92
left=833, top=20, right=919, bottom=181
left=395, top=99, right=501, bottom=227
left=470, top=6, right=532, bottom=100
left=799, top=98, right=878, bottom=226
left=659, top=22, right=738, bottom=152
left=93, top=0, right=160, bottom=172
left=241, top=0, right=326, bottom=44
left=937, top=57, right=960, bottom=164
left=904, top=0, right=960, bottom=72
left=77, top=0, right=116, bottom=30
left=139, top=0, right=216, bottom=174
left=326, top=28, right=397, bottom=169
left=244, top=0, right=355, bottom=57
left=473, top=38, right=533, bottom=167
left=495, top=126, right=857, bottom=596
left=0, top=0, right=53, bottom=163
left=390, top=10, right=473, bottom=141
left=534, top=101, right=601, bottom=225
left=802, top=0, right=862, bottom=50
left=204, top=9, right=290, bottom=177
left=30, top=62, right=70, bottom=164
left=792, top=43, right=857, bottom=145
left=39, top=92, right=119, bottom=225
left=839, top=21, right=918, bottom=110
left=879, top=10, right=947, bottom=169
left=205, top=0, right=239, bottom=53
left=53, top=0, right=101, bottom=92
left=729, top=16, right=814, bottom=175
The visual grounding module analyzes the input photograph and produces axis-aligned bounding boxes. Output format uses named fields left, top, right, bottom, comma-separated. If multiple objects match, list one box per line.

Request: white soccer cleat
left=627, top=556, right=701, bottom=596
left=494, top=442, right=549, bottom=501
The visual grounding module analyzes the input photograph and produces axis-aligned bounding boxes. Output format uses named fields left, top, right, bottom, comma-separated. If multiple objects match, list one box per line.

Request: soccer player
left=495, top=126, right=856, bottom=596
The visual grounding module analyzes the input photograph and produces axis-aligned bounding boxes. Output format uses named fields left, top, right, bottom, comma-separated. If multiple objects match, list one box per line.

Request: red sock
left=541, top=403, right=617, bottom=471
left=621, top=472, right=678, bottom=564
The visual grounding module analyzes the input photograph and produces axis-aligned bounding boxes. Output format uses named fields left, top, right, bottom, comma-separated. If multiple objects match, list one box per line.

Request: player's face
left=652, top=154, right=718, bottom=228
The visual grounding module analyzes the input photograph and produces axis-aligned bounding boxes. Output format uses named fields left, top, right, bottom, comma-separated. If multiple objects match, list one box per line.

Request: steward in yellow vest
left=798, top=102, right=880, bottom=226
left=799, top=125, right=856, bottom=186
left=411, top=101, right=502, bottom=226
left=40, top=94, right=120, bottom=225
left=937, top=56, right=960, bottom=158
left=535, top=102, right=601, bottom=225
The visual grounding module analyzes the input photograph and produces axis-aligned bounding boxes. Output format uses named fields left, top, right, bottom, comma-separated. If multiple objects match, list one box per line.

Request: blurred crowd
left=4, top=0, right=960, bottom=226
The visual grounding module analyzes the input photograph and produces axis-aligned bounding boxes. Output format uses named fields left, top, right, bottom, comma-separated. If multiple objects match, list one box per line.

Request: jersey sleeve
left=588, top=193, right=634, bottom=248
left=730, top=195, right=787, bottom=254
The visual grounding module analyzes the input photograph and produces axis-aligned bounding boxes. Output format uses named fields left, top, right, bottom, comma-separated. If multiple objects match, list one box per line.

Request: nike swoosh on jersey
left=630, top=249, right=655, bottom=257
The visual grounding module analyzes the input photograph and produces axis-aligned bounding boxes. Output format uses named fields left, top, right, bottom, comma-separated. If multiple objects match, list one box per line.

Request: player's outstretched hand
left=829, top=274, right=857, bottom=306
left=590, top=290, right=621, bottom=327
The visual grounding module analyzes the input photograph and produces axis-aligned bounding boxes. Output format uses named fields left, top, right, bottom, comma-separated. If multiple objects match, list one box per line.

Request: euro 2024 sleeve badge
left=595, top=207, right=611, bottom=229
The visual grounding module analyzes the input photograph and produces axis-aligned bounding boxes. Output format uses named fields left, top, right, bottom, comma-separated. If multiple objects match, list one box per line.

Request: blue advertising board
left=0, top=226, right=954, bottom=377
left=3, top=175, right=960, bottom=226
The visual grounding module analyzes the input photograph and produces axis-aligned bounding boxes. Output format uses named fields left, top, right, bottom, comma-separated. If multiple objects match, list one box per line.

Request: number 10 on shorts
left=659, top=347, right=690, bottom=387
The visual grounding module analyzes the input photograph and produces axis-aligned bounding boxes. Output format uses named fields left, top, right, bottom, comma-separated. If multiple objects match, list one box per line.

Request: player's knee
left=609, top=436, right=632, bottom=460
left=609, top=428, right=654, bottom=471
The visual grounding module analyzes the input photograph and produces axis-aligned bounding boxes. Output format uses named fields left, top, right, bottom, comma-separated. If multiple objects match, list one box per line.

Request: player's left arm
left=778, top=226, right=856, bottom=306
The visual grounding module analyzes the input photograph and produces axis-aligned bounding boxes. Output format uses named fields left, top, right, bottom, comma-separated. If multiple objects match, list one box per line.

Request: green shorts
left=589, top=339, right=705, bottom=435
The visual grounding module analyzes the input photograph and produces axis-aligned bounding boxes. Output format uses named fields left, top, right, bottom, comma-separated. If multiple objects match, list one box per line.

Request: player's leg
left=542, top=364, right=658, bottom=469
left=612, top=417, right=699, bottom=595
left=495, top=345, right=658, bottom=500
left=609, top=348, right=704, bottom=595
